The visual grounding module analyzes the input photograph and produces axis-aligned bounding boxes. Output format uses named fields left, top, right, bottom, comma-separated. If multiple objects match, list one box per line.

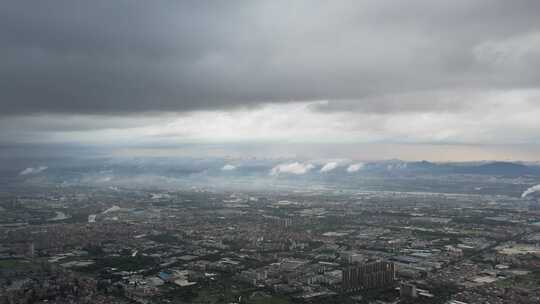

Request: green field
left=0, top=259, right=20, bottom=268
left=495, top=270, right=540, bottom=289
left=0, top=259, right=32, bottom=269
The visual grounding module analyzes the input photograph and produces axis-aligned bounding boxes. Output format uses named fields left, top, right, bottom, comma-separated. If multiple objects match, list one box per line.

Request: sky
left=2, top=1, right=540, bottom=161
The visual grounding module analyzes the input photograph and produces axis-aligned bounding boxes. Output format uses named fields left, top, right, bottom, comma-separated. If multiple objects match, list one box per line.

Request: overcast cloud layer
left=1, top=1, right=540, bottom=158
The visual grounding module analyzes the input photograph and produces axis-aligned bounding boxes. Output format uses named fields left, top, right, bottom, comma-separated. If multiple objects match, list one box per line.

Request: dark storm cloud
left=1, top=0, right=540, bottom=116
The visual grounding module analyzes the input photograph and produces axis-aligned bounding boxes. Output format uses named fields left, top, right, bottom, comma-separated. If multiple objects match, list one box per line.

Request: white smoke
left=270, top=162, right=315, bottom=175
left=19, top=166, right=48, bottom=176
left=346, top=163, right=365, bottom=173
left=221, top=164, right=236, bottom=171
left=320, top=162, right=339, bottom=173
left=102, top=205, right=121, bottom=214
left=521, top=184, right=540, bottom=198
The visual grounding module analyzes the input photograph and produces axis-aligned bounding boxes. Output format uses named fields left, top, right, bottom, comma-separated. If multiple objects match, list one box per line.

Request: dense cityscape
left=2, top=161, right=540, bottom=303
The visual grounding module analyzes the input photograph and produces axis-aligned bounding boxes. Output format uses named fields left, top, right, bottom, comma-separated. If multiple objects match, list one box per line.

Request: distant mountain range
left=397, top=160, right=537, bottom=176
left=454, top=161, right=534, bottom=176
left=4, top=157, right=540, bottom=196
left=6, top=157, right=540, bottom=181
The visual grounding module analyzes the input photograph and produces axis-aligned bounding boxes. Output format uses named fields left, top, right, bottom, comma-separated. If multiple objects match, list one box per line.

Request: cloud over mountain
left=19, top=166, right=48, bottom=176
left=270, top=162, right=315, bottom=175
left=347, top=163, right=365, bottom=173
left=222, top=164, right=236, bottom=171
left=320, top=162, right=339, bottom=173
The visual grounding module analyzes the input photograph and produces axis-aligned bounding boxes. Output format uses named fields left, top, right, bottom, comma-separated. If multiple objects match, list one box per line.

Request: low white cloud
left=270, top=162, right=315, bottom=175
left=522, top=184, right=540, bottom=198
left=346, top=163, right=364, bottom=173
left=320, top=162, right=339, bottom=173
left=222, top=164, right=236, bottom=171
left=8, top=89, right=540, bottom=158
left=19, top=166, right=48, bottom=176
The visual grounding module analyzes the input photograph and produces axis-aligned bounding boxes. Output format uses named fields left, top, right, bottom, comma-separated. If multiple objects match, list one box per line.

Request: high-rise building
left=265, top=215, right=292, bottom=228
left=341, top=251, right=366, bottom=264
left=27, top=242, right=35, bottom=258
left=400, top=282, right=418, bottom=298
left=342, top=261, right=396, bottom=291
